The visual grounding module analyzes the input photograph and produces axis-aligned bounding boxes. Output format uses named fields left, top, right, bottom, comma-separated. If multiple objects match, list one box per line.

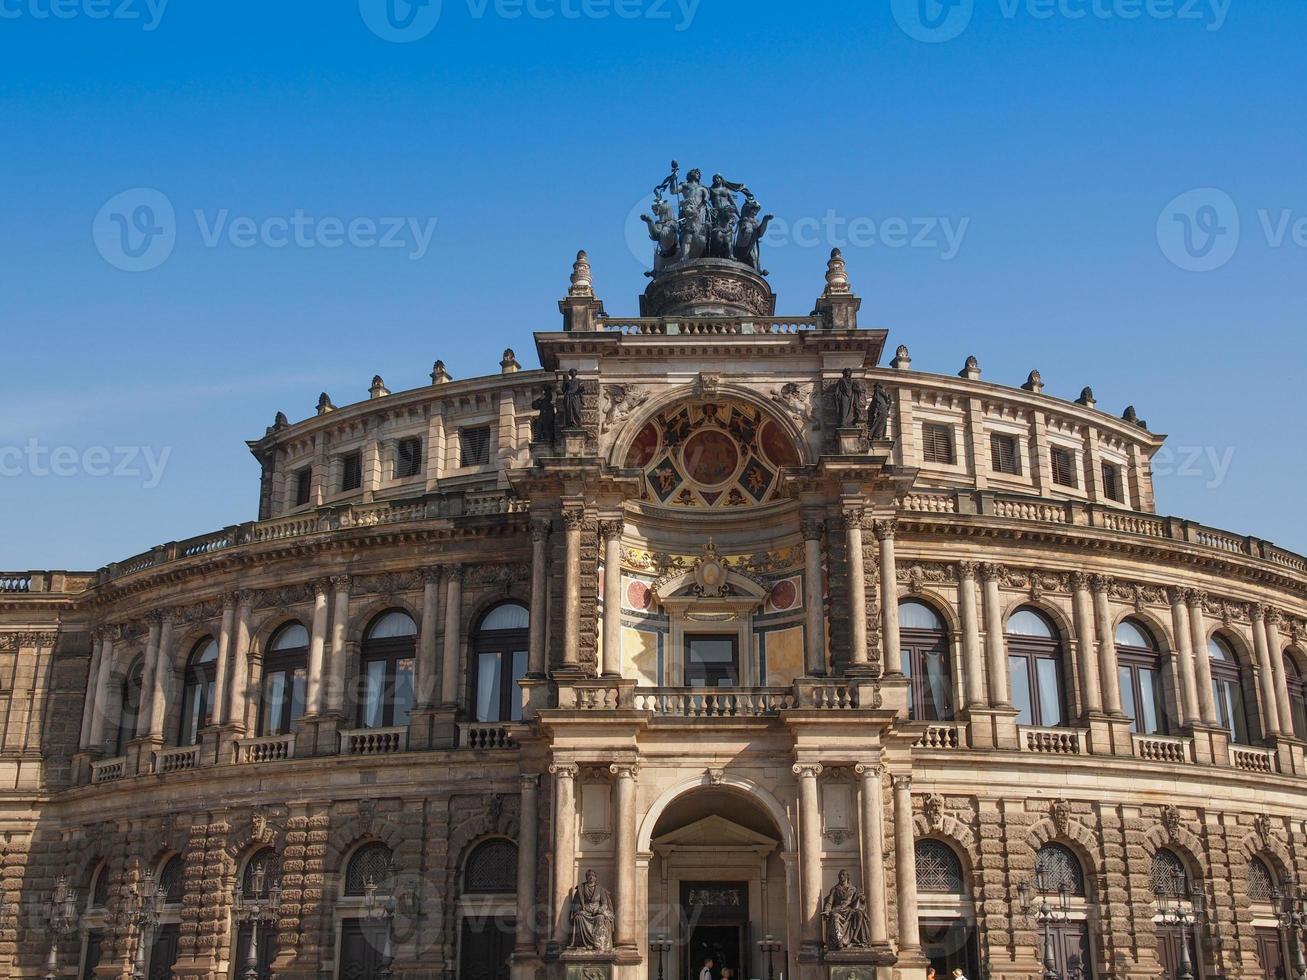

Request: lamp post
left=233, top=860, right=283, bottom=980
left=757, top=935, right=785, bottom=980
left=43, top=874, right=80, bottom=980
left=1153, top=870, right=1204, bottom=980
left=1019, top=858, right=1072, bottom=980
left=1272, top=877, right=1307, bottom=980
left=363, top=870, right=396, bottom=980
left=124, top=869, right=167, bottom=980
left=650, top=935, right=673, bottom=980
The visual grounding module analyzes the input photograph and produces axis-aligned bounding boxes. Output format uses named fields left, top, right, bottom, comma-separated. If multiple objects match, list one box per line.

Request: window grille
left=922, top=423, right=956, bottom=465
left=345, top=843, right=394, bottom=896
left=91, top=864, right=109, bottom=909
left=341, top=451, right=363, bottom=492
left=396, top=437, right=423, bottom=479
left=1051, top=447, right=1079, bottom=488
left=242, top=850, right=281, bottom=900
left=295, top=468, right=312, bottom=506
left=990, top=433, right=1022, bottom=475
left=1150, top=849, right=1189, bottom=896
left=460, top=427, right=491, bottom=467
left=464, top=839, right=518, bottom=894
left=1101, top=461, right=1124, bottom=502
left=160, top=855, right=185, bottom=905
left=915, top=840, right=964, bottom=893
left=1036, top=843, right=1085, bottom=896
left=1248, top=857, right=1275, bottom=903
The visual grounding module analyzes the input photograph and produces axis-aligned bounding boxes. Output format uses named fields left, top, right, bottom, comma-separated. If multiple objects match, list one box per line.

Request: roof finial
left=370, top=375, right=390, bottom=399
left=959, top=356, right=981, bottom=381
left=569, top=249, right=594, bottom=297
left=501, top=348, right=521, bottom=374
left=1076, top=387, right=1097, bottom=409
left=824, top=248, right=851, bottom=296
left=316, top=393, right=336, bottom=415
left=1021, top=370, right=1044, bottom=394
left=430, top=360, right=452, bottom=385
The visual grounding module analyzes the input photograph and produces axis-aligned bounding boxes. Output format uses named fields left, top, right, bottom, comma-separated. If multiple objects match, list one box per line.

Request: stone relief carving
left=600, top=384, right=650, bottom=433
left=1051, top=798, right=1072, bottom=837
left=923, top=793, right=946, bottom=831
left=770, top=381, right=819, bottom=430
left=1160, top=804, right=1182, bottom=839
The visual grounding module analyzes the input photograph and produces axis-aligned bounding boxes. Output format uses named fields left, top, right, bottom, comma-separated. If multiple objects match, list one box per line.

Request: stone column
left=148, top=614, right=174, bottom=737
left=792, top=763, right=824, bottom=949
left=416, top=567, right=442, bottom=707
left=136, top=614, right=163, bottom=738
left=79, top=632, right=104, bottom=751
left=1267, top=611, right=1294, bottom=736
left=980, top=564, right=1010, bottom=707
left=600, top=520, right=624, bottom=677
left=305, top=581, right=330, bottom=716
left=1251, top=606, right=1284, bottom=736
left=892, top=774, right=921, bottom=954
left=229, top=591, right=256, bottom=731
left=610, top=763, right=639, bottom=949
left=1071, top=574, right=1103, bottom=715
left=800, top=519, right=827, bottom=676
left=1168, top=587, right=1199, bottom=727
left=441, top=566, right=464, bottom=704
left=854, top=762, right=889, bottom=945
left=213, top=594, right=238, bottom=725
left=326, top=576, right=351, bottom=715
left=1188, top=591, right=1218, bottom=725
left=561, top=506, right=584, bottom=669
left=528, top=519, right=550, bottom=676
left=1091, top=576, right=1123, bottom=715
left=876, top=520, right=901, bottom=675
left=514, top=773, right=539, bottom=958
left=87, top=628, right=116, bottom=751
left=843, top=508, right=870, bottom=673
left=958, top=562, right=986, bottom=708
left=550, top=763, right=579, bottom=944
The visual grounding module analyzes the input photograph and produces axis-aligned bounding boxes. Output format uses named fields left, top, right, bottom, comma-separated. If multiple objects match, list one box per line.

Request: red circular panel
left=769, top=578, right=798, bottom=611
left=627, top=581, right=653, bottom=611
left=760, top=418, right=800, bottom=468
left=626, top=422, right=660, bottom=468
left=681, top=429, right=740, bottom=487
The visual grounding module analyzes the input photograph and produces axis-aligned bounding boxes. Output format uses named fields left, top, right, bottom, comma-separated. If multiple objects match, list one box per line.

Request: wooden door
left=1255, top=928, right=1287, bottom=980
left=148, top=923, right=180, bottom=980
left=459, top=916, right=515, bottom=980
left=81, top=930, right=103, bottom=980
left=234, top=921, right=277, bottom=980
left=1156, top=924, right=1200, bottom=980
left=1048, top=921, right=1094, bottom=980
left=340, top=918, right=388, bottom=980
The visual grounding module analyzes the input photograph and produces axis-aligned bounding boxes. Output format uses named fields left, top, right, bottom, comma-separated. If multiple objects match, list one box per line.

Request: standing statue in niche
left=867, top=382, right=894, bottom=442
left=823, top=871, right=873, bottom=951
left=531, top=382, right=557, bottom=444
left=832, top=368, right=865, bottom=428
left=559, top=369, right=585, bottom=431
left=568, top=869, right=615, bottom=952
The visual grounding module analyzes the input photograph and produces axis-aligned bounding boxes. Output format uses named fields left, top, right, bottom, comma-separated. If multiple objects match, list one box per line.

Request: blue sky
left=1, top=0, right=1303, bottom=569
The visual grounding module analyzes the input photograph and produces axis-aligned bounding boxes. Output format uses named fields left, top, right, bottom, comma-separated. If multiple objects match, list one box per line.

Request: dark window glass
left=899, top=600, right=953, bottom=722
left=472, top=603, right=529, bottom=723
left=460, top=427, right=491, bottom=467
left=685, top=635, right=739, bottom=688
left=341, top=451, right=363, bottom=492
left=396, top=437, right=423, bottom=479
left=916, top=840, right=965, bottom=894
left=260, top=623, right=309, bottom=736
left=358, top=612, right=417, bottom=729
left=922, top=423, right=956, bottom=465
left=241, top=849, right=281, bottom=900
left=115, top=658, right=145, bottom=755
left=160, top=855, right=185, bottom=905
left=1101, top=461, right=1124, bottom=502
left=1208, top=635, right=1251, bottom=744
left=179, top=638, right=218, bottom=746
left=345, top=842, right=394, bottom=896
left=1051, top=447, right=1079, bottom=488
left=1036, top=843, right=1085, bottom=896
left=1116, top=620, right=1168, bottom=735
left=464, top=839, right=518, bottom=894
left=294, top=468, right=312, bottom=507
left=1006, top=608, right=1066, bottom=728
left=1286, top=654, right=1307, bottom=741
left=990, top=433, right=1022, bottom=476
left=90, top=863, right=109, bottom=909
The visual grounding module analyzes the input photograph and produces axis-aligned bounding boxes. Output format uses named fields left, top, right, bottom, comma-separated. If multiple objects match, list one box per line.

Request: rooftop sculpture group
left=641, top=161, right=774, bottom=276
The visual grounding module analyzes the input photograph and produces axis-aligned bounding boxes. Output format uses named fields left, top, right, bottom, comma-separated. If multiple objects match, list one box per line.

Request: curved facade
left=3, top=245, right=1306, bottom=980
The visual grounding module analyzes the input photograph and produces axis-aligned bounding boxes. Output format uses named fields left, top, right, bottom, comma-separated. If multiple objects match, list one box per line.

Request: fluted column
left=514, top=773, right=539, bottom=956
left=892, top=774, right=920, bottom=953
left=136, top=615, right=163, bottom=738
left=855, top=762, right=889, bottom=944
left=1251, top=605, right=1284, bottom=737
left=980, top=564, right=1010, bottom=707
left=229, top=591, right=256, bottom=731
left=876, top=520, right=901, bottom=675
left=213, top=593, right=238, bottom=726
left=79, top=632, right=104, bottom=751
left=550, top=763, right=579, bottom=944
left=326, top=576, right=351, bottom=715
left=610, top=763, right=639, bottom=948
left=148, top=614, right=174, bottom=737
left=1168, top=587, right=1199, bottom=727
left=1188, top=590, right=1218, bottom=725
left=958, top=562, right=985, bottom=708
left=305, top=581, right=330, bottom=716
left=528, top=519, right=550, bottom=676
left=1070, top=574, right=1102, bottom=715
left=416, top=567, right=442, bottom=707
left=843, top=508, right=869, bottom=672
left=1091, top=576, right=1123, bottom=715
left=441, top=566, right=464, bottom=704
left=793, top=763, right=824, bottom=947
left=87, top=627, right=117, bottom=751
left=801, top=519, right=827, bottom=676
left=600, top=520, right=624, bottom=677
left=561, top=506, right=584, bottom=669
left=1267, top=611, right=1294, bottom=736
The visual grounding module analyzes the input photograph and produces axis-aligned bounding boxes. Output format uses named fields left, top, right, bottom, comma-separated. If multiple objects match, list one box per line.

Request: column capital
left=562, top=507, right=587, bottom=531
left=892, top=774, right=912, bottom=792
left=853, top=762, right=885, bottom=779
left=237, top=588, right=260, bottom=609
left=311, top=579, right=331, bottom=599
left=839, top=507, right=867, bottom=531
left=1088, top=573, right=1113, bottom=595
left=549, top=762, right=579, bottom=779
left=799, top=519, right=825, bottom=541
left=598, top=519, right=625, bottom=542
left=1250, top=602, right=1268, bottom=623
left=1069, top=571, right=1092, bottom=592
left=979, top=562, right=1005, bottom=583
left=792, top=763, right=824, bottom=779
left=1185, top=587, right=1207, bottom=606
left=329, top=575, right=352, bottom=593
left=221, top=590, right=241, bottom=610
left=873, top=518, right=898, bottom=542
left=530, top=518, right=552, bottom=543
left=1266, top=608, right=1284, bottom=628
left=519, top=773, right=540, bottom=791
left=1166, top=585, right=1187, bottom=606
left=958, top=560, right=979, bottom=580
left=418, top=565, right=444, bottom=585
left=446, top=564, right=465, bottom=584
left=144, top=610, right=164, bottom=628
left=608, top=762, right=640, bottom=780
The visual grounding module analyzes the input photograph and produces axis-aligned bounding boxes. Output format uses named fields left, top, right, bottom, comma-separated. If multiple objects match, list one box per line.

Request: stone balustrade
left=1020, top=726, right=1087, bottom=755
left=914, top=723, right=963, bottom=750
left=90, top=757, right=126, bottom=783
left=1231, top=745, right=1277, bottom=774
left=1133, top=733, right=1192, bottom=764
left=233, top=733, right=296, bottom=764
left=632, top=688, right=796, bottom=718
left=599, top=314, right=823, bottom=336
left=459, top=724, right=523, bottom=749
left=155, top=745, right=200, bottom=774
left=340, top=726, right=408, bottom=755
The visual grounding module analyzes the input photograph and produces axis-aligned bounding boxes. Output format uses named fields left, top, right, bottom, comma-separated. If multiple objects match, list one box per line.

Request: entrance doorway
left=1254, top=927, right=1286, bottom=980
left=682, top=883, right=747, bottom=980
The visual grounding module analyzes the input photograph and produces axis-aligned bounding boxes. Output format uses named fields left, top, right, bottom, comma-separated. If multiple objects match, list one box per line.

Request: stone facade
left=1, top=244, right=1305, bottom=980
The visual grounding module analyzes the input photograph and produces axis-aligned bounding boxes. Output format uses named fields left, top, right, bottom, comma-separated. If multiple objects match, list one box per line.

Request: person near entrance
left=699, top=955, right=715, bottom=980
left=951, top=968, right=969, bottom=980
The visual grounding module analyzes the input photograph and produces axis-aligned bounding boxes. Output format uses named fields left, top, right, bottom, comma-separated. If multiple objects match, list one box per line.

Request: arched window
left=472, top=603, right=529, bottom=724
left=260, top=623, right=309, bottom=736
left=159, top=854, right=185, bottom=906
left=115, top=657, right=145, bottom=755
left=90, top=862, right=110, bottom=910
left=1035, top=843, right=1086, bottom=897
left=1208, top=634, right=1251, bottom=744
left=1286, top=653, right=1307, bottom=741
left=240, top=848, right=281, bottom=900
left=464, top=839, right=518, bottom=894
left=1006, top=608, right=1066, bottom=728
left=1116, top=620, right=1168, bottom=736
left=358, top=612, right=417, bottom=729
left=1248, top=857, right=1276, bottom=904
left=900, top=600, right=953, bottom=722
left=916, top=840, right=965, bottom=894
left=345, top=842, right=395, bottom=897
left=179, top=638, right=218, bottom=746
left=1150, top=849, right=1190, bottom=898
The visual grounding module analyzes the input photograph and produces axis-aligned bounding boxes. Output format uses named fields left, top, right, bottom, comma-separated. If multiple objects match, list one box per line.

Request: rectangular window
left=1101, top=461, right=1124, bottom=502
left=362, top=660, right=386, bottom=729
left=685, top=634, right=740, bottom=688
left=392, top=657, right=415, bottom=727
left=1051, top=446, right=1079, bottom=488
left=460, top=426, right=491, bottom=467
left=294, top=468, right=312, bottom=507
left=341, top=451, right=362, bottom=492
left=1009, top=655, right=1032, bottom=727
left=990, top=432, right=1022, bottom=476
left=396, top=437, right=423, bottom=479
left=922, top=423, right=956, bottom=465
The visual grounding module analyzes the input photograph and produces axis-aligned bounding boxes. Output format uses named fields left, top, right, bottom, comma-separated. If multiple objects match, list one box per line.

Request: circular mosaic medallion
left=680, top=429, right=740, bottom=487
left=626, top=580, right=653, bottom=611
left=768, top=578, right=798, bottom=611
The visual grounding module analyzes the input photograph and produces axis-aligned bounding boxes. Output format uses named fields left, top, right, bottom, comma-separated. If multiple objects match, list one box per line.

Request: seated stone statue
left=568, top=869, right=615, bottom=952
left=823, top=870, right=872, bottom=950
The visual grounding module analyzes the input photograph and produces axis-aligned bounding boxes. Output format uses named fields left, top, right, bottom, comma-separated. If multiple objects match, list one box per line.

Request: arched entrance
left=645, top=787, right=791, bottom=980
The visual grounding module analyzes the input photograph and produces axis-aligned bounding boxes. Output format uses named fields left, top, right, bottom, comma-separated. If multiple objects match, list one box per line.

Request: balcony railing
left=633, top=688, right=797, bottom=718
left=915, top=723, right=963, bottom=750
left=154, top=744, right=200, bottom=774
left=1133, top=733, right=1192, bottom=764
left=234, top=733, right=296, bottom=764
left=1231, top=745, right=1277, bottom=774
left=91, top=757, right=126, bottom=783
left=459, top=724, right=525, bottom=749
left=340, top=726, right=408, bottom=756
left=599, top=315, right=824, bottom=336
left=1019, top=726, right=1087, bottom=755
